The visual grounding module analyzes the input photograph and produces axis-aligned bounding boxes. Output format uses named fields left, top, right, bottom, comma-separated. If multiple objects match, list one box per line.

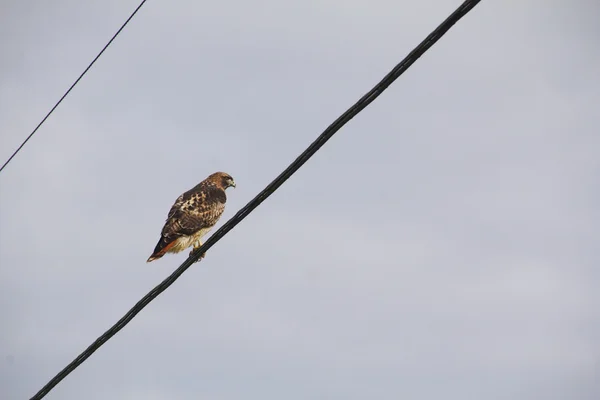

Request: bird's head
left=209, top=171, right=236, bottom=189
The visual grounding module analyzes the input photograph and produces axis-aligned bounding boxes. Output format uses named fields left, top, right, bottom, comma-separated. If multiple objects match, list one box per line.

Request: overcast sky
left=1, top=0, right=599, bottom=399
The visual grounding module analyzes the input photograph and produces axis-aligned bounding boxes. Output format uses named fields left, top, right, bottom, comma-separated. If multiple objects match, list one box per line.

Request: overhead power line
left=29, top=1, right=482, bottom=399
left=0, top=0, right=149, bottom=175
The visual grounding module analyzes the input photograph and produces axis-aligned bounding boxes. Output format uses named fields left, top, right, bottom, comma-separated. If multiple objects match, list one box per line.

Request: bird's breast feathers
left=166, top=226, right=214, bottom=254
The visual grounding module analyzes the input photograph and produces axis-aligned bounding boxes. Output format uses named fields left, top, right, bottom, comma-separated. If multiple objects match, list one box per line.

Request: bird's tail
left=147, top=237, right=176, bottom=263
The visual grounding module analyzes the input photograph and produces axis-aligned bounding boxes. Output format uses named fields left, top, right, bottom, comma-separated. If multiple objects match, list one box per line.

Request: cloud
left=1, top=0, right=599, bottom=399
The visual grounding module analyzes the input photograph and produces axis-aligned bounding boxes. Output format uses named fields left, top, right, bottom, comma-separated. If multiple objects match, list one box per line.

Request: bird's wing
left=161, top=186, right=226, bottom=239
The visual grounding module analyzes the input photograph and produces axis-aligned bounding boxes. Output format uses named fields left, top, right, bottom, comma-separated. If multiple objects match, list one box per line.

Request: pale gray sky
left=1, top=0, right=599, bottom=399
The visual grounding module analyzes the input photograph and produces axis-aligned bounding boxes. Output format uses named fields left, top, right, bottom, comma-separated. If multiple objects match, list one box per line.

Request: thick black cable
left=0, top=0, right=149, bottom=175
left=29, top=1, right=482, bottom=398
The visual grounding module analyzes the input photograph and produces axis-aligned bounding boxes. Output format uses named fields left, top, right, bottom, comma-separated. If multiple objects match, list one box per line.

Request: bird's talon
left=189, top=249, right=206, bottom=261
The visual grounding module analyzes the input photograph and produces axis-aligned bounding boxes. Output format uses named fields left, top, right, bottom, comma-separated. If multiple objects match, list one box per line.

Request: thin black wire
left=0, top=0, right=149, bottom=175
left=29, top=1, right=482, bottom=399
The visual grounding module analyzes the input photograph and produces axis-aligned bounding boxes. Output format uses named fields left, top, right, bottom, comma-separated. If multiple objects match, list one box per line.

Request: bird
left=147, top=171, right=236, bottom=263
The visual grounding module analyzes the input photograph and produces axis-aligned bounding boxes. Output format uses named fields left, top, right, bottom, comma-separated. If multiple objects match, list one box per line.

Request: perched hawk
left=147, top=171, right=236, bottom=262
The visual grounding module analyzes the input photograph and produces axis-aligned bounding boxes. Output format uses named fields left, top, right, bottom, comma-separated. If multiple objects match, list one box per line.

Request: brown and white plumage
left=147, top=172, right=236, bottom=262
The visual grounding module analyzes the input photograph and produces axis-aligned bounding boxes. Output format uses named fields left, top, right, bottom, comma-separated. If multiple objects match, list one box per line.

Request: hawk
left=147, top=171, right=236, bottom=262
